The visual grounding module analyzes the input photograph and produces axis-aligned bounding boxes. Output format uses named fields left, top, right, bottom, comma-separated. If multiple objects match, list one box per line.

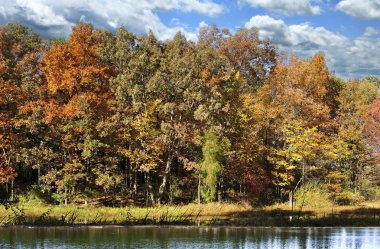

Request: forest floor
left=1, top=201, right=380, bottom=227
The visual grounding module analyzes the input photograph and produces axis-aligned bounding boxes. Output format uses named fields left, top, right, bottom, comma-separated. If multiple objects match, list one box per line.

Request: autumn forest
left=1, top=22, right=379, bottom=207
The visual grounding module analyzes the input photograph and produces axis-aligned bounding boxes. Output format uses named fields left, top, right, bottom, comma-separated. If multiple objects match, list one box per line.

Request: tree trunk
left=124, top=159, right=128, bottom=189
left=169, top=174, right=173, bottom=204
left=302, top=161, right=305, bottom=182
left=10, top=180, right=14, bottom=202
left=126, top=143, right=132, bottom=189
left=129, top=165, right=133, bottom=189
left=198, top=173, right=201, bottom=204
left=157, top=154, right=173, bottom=205
left=133, top=167, right=137, bottom=201
left=145, top=172, right=155, bottom=206
left=64, top=186, right=68, bottom=205
left=217, top=178, right=222, bottom=202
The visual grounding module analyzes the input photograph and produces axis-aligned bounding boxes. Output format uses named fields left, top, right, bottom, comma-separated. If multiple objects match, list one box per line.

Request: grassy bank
left=1, top=202, right=380, bottom=227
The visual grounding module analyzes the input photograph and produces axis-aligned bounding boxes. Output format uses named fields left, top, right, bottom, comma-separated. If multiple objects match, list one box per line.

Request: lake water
left=0, top=226, right=379, bottom=248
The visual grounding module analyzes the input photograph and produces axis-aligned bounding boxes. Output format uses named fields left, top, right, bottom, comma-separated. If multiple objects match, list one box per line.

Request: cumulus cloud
left=336, top=0, right=380, bottom=19
left=245, top=15, right=347, bottom=50
left=245, top=15, right=380, bottom=78
left=364, top=26, right=380, bottom=37
left=0, top=0, right=224, bottom=40
left=241, top=0, right=321, bottom=15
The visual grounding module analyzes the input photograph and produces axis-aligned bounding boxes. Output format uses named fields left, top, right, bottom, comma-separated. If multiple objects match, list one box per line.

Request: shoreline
left=1, top=202, right=379, bottom=227
left=1, top=224, right=380, bottom=229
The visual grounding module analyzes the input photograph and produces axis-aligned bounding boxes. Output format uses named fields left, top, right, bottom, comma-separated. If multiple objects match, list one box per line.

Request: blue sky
left=0, top=0, right=379, bottom=79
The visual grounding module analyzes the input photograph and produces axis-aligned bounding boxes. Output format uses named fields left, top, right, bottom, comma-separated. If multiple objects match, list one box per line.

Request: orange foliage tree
left=41, top=23, right=115, bottom=204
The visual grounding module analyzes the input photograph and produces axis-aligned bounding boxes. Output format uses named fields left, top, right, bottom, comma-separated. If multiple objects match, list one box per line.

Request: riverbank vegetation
left=0, top=22, right=379, bottom=211
left=1, top=201, right=380, bottom=227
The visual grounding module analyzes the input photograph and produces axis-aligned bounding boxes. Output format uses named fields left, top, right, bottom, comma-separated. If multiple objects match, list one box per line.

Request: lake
left=0, top=226, right=379, bottom=248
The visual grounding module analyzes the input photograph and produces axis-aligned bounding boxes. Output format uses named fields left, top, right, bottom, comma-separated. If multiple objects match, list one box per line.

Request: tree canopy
left=0, top=23, right=379, bottom=206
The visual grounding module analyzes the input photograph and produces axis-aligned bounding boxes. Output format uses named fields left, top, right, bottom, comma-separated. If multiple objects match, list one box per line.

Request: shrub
left=334, top=190, right=365, bottom=205
left=18, top=185, right=51, bottom=206
left=294, top=181, right=333, bottom=208
left=366, top=187, right=380, bottom=201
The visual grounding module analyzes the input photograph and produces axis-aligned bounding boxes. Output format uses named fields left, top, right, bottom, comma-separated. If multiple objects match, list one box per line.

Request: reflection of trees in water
left=0, top=227, right=378, bottom=248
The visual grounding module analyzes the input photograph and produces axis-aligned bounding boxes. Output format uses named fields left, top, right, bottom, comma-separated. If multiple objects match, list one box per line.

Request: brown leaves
left=0, top=162, right=16, bottom=184
left=366, top=98, right=380, bottom=146
left=265, top=52, right=332, bottom=127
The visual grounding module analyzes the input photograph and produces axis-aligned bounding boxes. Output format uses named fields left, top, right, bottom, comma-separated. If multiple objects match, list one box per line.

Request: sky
left=0, top=0, right=379, bottom=79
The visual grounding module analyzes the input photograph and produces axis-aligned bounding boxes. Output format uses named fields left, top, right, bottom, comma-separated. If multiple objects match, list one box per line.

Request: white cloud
left=245, top=15, right=347, bottom=48
left=241, top=0, right=321, bottom=15
left=364, top=26, right=380, bottom=37
left=336, top=0, right=380, bottom=19
left=0, top=0, right=224, bottom=40
left=245, top=15, right=380, bottom=79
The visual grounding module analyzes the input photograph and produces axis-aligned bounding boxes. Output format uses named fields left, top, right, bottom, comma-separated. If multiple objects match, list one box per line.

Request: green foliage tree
left=200, top=130, right=230, bottom=202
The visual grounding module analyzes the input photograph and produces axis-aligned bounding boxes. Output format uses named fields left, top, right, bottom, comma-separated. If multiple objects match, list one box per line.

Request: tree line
left=0, top=23, right=379, bottom=206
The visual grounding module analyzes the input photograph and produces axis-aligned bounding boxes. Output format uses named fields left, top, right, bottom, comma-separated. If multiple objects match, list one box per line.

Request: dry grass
left=0, top=202, right=251, bottom=226
left=0, top=201, right=379, bottom=226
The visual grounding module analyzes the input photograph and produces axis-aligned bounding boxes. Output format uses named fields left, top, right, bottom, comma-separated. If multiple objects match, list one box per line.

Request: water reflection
left=0, top=226, right=379, bottom=248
